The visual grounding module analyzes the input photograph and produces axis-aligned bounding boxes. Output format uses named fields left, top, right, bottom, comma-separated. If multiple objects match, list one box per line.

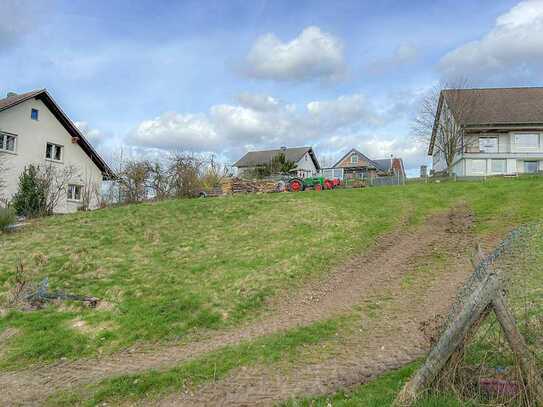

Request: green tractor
left=288, top=176, right=339, bottom=192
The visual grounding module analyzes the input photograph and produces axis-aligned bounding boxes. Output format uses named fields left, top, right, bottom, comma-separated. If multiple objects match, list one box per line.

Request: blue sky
left=2, top=0, right=542, bottom=175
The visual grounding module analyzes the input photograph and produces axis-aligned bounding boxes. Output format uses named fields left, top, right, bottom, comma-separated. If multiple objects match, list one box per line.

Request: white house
left=0, top=89, right=113, bottom=213
left=429, top=87, right=543, bottom=176
left=234, top=146, right=320, bottom=178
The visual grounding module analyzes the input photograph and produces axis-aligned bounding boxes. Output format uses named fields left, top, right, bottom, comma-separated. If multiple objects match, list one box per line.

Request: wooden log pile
left=221, top=177, right=278, bottom=194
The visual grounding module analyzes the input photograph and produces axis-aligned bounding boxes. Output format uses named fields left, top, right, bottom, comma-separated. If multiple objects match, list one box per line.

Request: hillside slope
left=1, top=178, right=542, bottom=368
left=0, top=177, right=542, bottom=405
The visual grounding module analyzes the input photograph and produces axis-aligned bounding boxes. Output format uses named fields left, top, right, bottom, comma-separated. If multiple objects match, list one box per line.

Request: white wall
left=452, top=160, right=464, bottom=176
left=431, top=101, right=457, bottom=172
left=0, top=98, right=103, bottom=213
left=462, top=157, right=543, bottom=176
left=295, top=152, right=317, bottom=176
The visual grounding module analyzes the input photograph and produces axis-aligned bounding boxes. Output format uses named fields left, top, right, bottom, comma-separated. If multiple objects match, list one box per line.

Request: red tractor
left=288, top=176, right=341, bottom=192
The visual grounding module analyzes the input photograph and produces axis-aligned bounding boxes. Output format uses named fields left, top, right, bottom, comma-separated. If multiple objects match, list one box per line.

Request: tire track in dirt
left=156, top=207, right=477, bottom=406
left=0, top=207, right=474, bottom=406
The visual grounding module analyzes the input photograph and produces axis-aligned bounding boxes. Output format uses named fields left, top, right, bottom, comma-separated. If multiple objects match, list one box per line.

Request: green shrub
left=12, top=165, right=48, bottom=218
left=0, top=206, right=16, bottom=232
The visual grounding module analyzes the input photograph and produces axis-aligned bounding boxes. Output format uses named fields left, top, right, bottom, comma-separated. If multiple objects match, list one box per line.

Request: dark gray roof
left=443, top=87, right=543, bottom=126
left=234, top=147, right=320, bottom=170
left=0, top=89, right=114, bottom=178
left=373, top=158, right=404, bottom=173
left=372, top=159, right=392, bottom=172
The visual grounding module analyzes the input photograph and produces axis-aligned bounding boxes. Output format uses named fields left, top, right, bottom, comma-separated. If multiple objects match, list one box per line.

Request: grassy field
left=282, top=361, right=490, bottom=406
left=1, top=176, right=543, bottom=373
left=288, top=216, right=543, bottom=406
left=47, top=316, right=353, bottom=406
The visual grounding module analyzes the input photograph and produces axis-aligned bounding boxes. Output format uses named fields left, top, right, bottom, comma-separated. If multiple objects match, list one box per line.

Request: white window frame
left=490, top=159, right=506, bottom=174
left=478, top=137, right=498, bottom=153
left=350, top=154, right=358, bottom=164
left=512, top=133, right=540, bottom=153
left=45, top=142, right=63, bottom=162
left=0, top=132, right=17, bottom=154
left=67, top=184, right=82, bottom=202
left=469, top=159, right=487, bottom=175
left=523, top=160, right=539, bottom=174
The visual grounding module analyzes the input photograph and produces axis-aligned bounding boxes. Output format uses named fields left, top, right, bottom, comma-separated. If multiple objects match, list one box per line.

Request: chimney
left=6, top=92, right=17, bottom=98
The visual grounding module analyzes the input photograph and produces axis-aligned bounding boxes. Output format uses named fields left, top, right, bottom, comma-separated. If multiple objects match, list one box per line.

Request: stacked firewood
left=221, top=177, right=278, bottom=194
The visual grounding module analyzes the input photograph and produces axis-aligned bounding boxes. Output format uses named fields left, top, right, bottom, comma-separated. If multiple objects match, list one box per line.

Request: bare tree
left=41, top=163, right=80, bottom=214
left=0, top=154, right=6, bottom=204
left=146, top=160, right=171, bottom=200
left=200, top=154, right=228, bottom=188
left=81, top=171, right=103, bottom=211
left=414, top=79, right=479, bottom=175
left=11, top=163, right=80, bottom=216
left=117, top=160, right=150, bottom=203
left=168, top=152, right=202, bottom=198
left=100, top=149, right=227, bottom=206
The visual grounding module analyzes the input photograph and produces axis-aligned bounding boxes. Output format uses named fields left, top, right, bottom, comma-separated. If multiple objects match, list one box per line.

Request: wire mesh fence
left=425, top=223, right=543, bottom=406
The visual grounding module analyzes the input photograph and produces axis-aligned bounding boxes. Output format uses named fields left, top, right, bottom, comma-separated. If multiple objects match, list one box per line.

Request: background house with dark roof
left=0, top=89, right=112, bottom=213
left=234, top=146, right=320, bottom=178
left=324, top=148, right=405, bottom=180
left=429, top=87, right=543, bottom=176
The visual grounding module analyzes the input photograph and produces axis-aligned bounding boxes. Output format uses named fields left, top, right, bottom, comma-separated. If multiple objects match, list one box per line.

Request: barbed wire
left=445, top=223, right=541, bottom=327
left=432, top=223, right=543, bottom=406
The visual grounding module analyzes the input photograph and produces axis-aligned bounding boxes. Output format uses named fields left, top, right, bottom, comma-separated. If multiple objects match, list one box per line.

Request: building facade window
left=0, top=132, right=17, bottom=152
left=469, top=159, right=487, bottom=175
left=478, top=137, right=498, bottom=153
left=67, top=185, right=82, bottom=201
left=350, top=154, right=358, bottom=164
left=513, top=133, right=539, bottom=152
left=490, top=159, right=506, bottom=173
left=31, top=108, right=39, bottom=121
left=45, top=143, right=63, bottom=161
left=524, top=161, right=538, bottom=173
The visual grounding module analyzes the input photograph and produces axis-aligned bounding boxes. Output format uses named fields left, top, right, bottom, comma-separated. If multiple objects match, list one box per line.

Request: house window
left=524, top=161, right=539, bottom=173
left=45, top=143, right=63, bottom=161
left=0, top=132, right=17, bottom=152
left=479, top=137, right=498, bottom=153
left=490, top=159, right=506, bottom=173
left=31, top=109, right=39, bottom=121
left=350, top=154, right=358, bottom=164
left=513, top=133, right=539, bottom=152
left=469, top=159, right=487, bottom=175
left=67, top=185, right=82, bottom=201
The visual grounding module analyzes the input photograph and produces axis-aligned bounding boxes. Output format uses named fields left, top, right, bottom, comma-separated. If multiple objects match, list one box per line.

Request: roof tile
left=443, top=87, right=543, bottom=126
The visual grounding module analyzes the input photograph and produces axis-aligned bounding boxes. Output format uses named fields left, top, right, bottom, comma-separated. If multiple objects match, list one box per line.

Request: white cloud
left=307, top=94, right=385, bottom=128
left=130, top=112, right=219, bottom=152
left=125, top=91, right=422, bottom=168
left=210, top=103, right=295, bottom=145
left=367, top=43, right=419, bottom=74
left=75, top=121, right=106, bottom=146
left=245, top=26, right=346, bottom=81
left=440, top=0, right=543, bottom=81
left=237, top=92, right=281, bottom=112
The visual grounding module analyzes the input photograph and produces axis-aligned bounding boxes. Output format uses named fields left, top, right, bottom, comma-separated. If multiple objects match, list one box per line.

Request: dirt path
left=0, top=207, right=475, bottom=406
left=156, top=207, right=477, bottom=406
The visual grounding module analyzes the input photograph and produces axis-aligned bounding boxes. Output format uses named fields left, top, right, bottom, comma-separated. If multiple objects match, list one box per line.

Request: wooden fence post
left=395, top=274, right=543, bottom=406
left=395, top=272, right=501, bottom=405
left=492, top=292, right=543, bottom=404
